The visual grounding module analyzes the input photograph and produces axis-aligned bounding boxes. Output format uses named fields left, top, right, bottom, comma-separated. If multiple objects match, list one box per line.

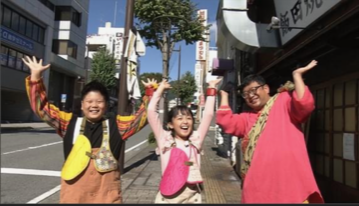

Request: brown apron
left=60, top=148, right=122, bottom=203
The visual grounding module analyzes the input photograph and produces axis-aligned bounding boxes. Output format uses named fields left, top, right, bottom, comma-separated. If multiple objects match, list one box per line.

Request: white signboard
left=196, top=9, right=207, bottom=61
left=274, top=0, right=340, bottom=44
left=195, top=63, right=202, bottom=88
left=343, top=133, right=355, bottom=161
left=114, top=32, right=123, bottom=60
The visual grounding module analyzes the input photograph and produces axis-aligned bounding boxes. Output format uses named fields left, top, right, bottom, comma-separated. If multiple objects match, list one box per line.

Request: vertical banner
left=196, top=9, right=207, bottom=61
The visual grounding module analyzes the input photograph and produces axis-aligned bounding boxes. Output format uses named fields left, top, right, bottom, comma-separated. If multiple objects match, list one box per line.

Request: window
left=32, top=24, right=39, bottom=42
left=19, top=16, right=26, bottom=34
left=10, top=11, right=19, bottom=31
left=38, top=27, right=45, bottom=43
left=55, top=6, right=81, bottom=27
left=1, top=46, right=9, bottom=66
left=38, top=0, right=55, bottom=11
left=52, top=40, right=78, bottom=59
left=25, top=20, right=33, bottom=38
left=67, top=41, right=78, bottom=58
left=23, top=54, right=30, bottom=72
left=1, top=45, right=31, bottom=73
left=1, top=4, right=45, bottom=44
left=72, top=10, right=81, bottom=27
left=16, top=52, right=23, bottom=70
left=55, top=6, right=71, bottom=21
left=8, top=49, right=17, bottom=68
left=3, top=6, right=11, bottom=27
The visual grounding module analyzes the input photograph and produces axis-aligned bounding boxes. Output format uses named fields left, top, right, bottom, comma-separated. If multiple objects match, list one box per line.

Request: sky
left=87, top=0, right=219, bottom=81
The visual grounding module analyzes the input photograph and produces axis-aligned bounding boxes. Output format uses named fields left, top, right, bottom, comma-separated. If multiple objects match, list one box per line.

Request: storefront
left=215, top=0, right=359, bottom=202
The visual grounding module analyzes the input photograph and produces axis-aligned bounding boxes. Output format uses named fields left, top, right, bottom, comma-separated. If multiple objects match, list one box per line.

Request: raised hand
left=22, top=56, right=50, bottom=81
left=208, top=78, right=223, bottom=88
left=141, top=78, right=158, bottom=88
left=293, top=60, right=317, bottom=76
left=158, top=79, right=172, bottom=91
left=292, top=60, right=317, bottom=99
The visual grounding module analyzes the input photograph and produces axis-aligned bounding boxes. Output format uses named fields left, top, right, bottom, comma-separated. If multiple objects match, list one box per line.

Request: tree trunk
left=160, top=36, right=170, bottom=127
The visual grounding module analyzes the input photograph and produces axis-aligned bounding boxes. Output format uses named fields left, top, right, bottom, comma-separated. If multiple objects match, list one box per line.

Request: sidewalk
left=121, top=128, right=242, bottom=204
left=1, top=122, right=51, bottom=132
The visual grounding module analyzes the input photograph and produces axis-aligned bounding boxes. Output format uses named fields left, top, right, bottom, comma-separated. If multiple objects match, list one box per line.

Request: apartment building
left=1, top=0, right=89, bottom=122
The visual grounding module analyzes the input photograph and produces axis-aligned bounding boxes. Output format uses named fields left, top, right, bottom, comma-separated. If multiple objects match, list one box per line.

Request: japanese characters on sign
left=196, top=9, right=207, bottom=61
left=1, top=27, right=34, bottom=52
left=274, top=0, right=340, bottom=44
left=114, top=32, right=123, bottom=60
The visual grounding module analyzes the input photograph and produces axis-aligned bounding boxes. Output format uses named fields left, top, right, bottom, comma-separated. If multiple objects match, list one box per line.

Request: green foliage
left=148, top=132, right=156, bottom=144
left=172, top=71, right=196, bottom=105
left=134, top=0, right=211, bottom=49
left=90, top=48, right=117, bottom=90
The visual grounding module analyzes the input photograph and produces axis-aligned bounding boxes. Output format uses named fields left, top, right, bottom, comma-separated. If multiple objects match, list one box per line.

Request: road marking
left=27, top=185, right=61, bottom=204
left=1, top=168, right=60, bottom=177
left=2, top=140, right=148, bottom=203
left=125, top=139, right=148, bottom=153
left=2, top=141, right=62, bottom=155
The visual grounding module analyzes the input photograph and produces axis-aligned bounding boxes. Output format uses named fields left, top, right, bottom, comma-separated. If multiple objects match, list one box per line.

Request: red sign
left=200, top=95, right=205, bottom=106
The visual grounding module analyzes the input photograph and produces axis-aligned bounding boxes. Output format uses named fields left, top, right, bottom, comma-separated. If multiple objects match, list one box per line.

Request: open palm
left=141, top=78, right=158, bottom=88
left=293, top=60, right=317, bottom=76
left=208, top=78, right=223, bottom=88
left=158, top=79, right=171, bottom=91
left=22, top=56, right=50, bottom=73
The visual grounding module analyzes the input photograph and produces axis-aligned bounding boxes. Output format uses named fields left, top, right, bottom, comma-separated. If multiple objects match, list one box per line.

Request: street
left=0, top=125, right=151, bottom=204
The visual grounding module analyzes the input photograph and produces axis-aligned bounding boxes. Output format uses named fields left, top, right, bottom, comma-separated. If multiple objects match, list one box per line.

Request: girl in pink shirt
left=146, top=78, right=221, bottom=203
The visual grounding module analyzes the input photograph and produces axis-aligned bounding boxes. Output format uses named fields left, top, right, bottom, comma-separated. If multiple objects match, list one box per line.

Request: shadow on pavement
left=123, top=151, right=157, bottom=174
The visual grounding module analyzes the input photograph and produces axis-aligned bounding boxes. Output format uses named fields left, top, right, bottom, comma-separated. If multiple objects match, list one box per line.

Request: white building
left=1, top=0, right=89, bottom=122
left=86, top=22, right=146, bottom=109
left=86, top=22, right=124, bottom=73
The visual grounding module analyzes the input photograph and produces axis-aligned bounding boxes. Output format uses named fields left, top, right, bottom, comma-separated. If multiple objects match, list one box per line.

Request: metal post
left=85, top=45, right=89, bottom=84
left=176, top=45, right=181, bottom=105
left=117, top=0, right=134, bottom=174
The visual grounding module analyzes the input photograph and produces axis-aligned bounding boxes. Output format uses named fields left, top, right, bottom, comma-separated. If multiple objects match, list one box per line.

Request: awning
left=211, top=58, right=234, bottom=76
left=217, top=0, right=280, bottom=53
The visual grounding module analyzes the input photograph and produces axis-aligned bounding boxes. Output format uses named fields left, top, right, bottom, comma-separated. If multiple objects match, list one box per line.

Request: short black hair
left=81, top=80, right=109, bottom=102
left=167, top=105, right=194, bottom=135
left=168, top=105, right=194, bottom=121
left=238, top=74, right=266, bottom=92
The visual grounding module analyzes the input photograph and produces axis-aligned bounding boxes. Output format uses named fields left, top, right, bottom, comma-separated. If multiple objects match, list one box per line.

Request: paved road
left=0, top=125, right=151, bottom=204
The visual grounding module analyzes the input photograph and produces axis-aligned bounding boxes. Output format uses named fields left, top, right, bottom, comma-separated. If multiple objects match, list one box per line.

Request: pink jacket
left=216, top=87, right=323, bottom=203
left=147, top=90, right=215, bottom=181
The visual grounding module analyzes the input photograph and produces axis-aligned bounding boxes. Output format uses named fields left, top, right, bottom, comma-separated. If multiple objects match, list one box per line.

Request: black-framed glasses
left=241, top=84, right=265, bottom=98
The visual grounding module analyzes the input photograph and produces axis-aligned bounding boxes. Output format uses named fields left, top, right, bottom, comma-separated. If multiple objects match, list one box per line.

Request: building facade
left=1, top=0, right=89, bottom=122
left=215, top=0, right=359, bottom=202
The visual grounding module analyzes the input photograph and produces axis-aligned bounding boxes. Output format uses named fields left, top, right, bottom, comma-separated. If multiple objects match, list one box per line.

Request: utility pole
left=174, top=45, right=181, bottom=105
left=117, top=0, right=134, bottom=174
left=114, top=1, right=117, bottom=27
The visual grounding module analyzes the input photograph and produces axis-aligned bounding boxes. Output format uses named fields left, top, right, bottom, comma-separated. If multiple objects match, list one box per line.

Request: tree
left=172, top=71, right=196, bottom=105
left=135, top=0, right=209, bottom=77
left=90, top=48, right=117, bottom=91
left=135, top=0, right=209, bottom=123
